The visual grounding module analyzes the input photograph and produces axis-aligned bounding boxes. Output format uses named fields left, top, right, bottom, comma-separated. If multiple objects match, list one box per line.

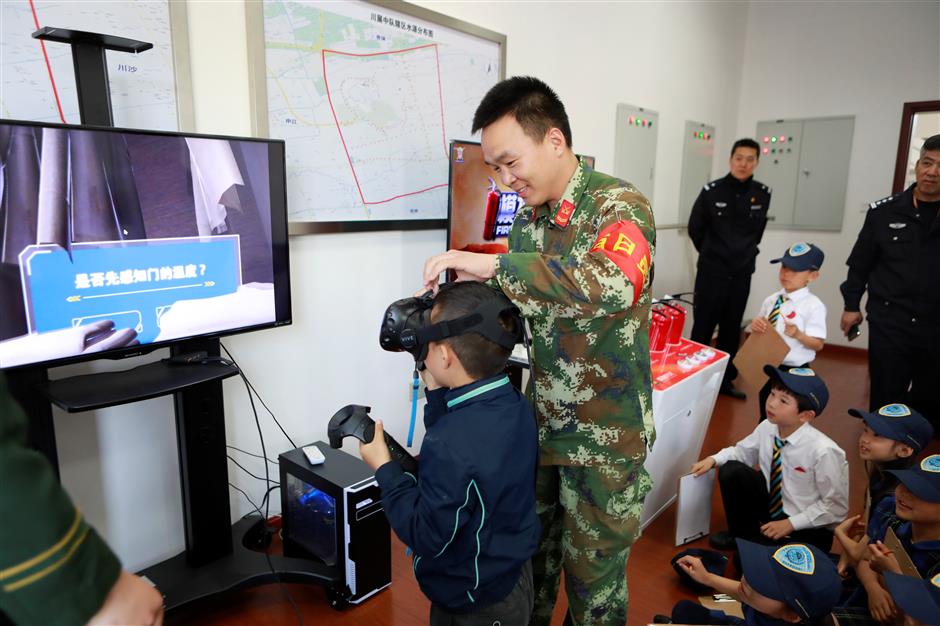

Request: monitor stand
left=7, top=26, right=342, bottom=615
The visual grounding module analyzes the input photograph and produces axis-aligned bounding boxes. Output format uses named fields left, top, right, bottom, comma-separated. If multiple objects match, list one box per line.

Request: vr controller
left=328, top=404, right=419, bottom=475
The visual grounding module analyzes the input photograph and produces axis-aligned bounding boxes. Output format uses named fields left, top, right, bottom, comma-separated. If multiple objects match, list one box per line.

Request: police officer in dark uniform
left=840, top=133, right=940, bottom=432
left=688, top=138, right=772, bottom=399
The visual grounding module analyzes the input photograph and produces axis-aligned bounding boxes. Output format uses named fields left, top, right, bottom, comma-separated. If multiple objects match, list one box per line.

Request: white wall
left=732, top=0, right=940, bottom=348
left=53, top=0, right=938, bottom=573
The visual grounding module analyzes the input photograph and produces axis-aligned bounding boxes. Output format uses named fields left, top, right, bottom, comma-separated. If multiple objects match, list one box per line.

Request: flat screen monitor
left=446, top=140, right=594, bottom=254
left=0, top=120, right=291, bottom=370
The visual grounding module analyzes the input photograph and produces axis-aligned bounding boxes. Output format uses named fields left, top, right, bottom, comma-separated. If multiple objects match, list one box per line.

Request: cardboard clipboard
left=884, top=527, right=920, bottom=578
left=698, top=594, right=745, bottom=619
left=732, top=327, right=790, bottom=396
left=675, top=470, right=714, bottom=546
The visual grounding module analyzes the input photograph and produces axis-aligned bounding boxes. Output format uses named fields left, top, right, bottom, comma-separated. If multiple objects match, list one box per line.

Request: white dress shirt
left=755, top=286, right=827, bottom=366
left=711, top=420, right=849, bottom=531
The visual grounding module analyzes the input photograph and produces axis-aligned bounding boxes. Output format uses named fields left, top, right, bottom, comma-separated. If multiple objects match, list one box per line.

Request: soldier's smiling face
left=481, top=114, right=568, bottom=207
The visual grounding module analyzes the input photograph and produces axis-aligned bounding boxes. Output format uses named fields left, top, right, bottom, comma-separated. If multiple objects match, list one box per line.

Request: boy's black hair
left=731, top=138, right=760, bottom=158
left=472, top=76, right=573, bottom=148
left=770, top=381, right=816, bottom=415
left=430, top=282, right=520, bottom=380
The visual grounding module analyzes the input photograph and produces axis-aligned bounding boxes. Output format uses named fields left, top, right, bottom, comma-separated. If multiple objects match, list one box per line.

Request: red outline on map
left=28, top=0, right=67, bottom=123
left=322, top=43, right=448, bottom=206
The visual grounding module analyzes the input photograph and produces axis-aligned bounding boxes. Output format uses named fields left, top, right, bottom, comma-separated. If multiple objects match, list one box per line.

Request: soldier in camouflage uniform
left=423, top=76, right=655, bottom=626
left=0, top=373, right=164, bottom=625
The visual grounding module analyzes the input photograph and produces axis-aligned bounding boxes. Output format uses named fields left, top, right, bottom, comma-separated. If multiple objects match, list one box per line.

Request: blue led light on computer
left=298, top=484, right=334, bottom=508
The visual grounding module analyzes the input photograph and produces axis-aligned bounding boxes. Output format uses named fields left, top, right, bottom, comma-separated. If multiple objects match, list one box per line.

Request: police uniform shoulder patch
left=869, top=194, right=897, bottom=210
left=704, top=178, right=722, bottom=191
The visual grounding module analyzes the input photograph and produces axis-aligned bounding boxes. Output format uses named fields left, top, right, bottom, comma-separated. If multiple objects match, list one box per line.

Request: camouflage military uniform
left=493, top=158, right=655, bottom=625
left=0, top=373, right=122, bottom=625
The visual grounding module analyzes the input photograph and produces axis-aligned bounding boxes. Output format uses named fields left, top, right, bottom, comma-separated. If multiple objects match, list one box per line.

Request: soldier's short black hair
left=472, top=76, right=573, bottom=148
left=770, top=381, right=817, bottom=416
left=731, top=138, right=761, bottom=159
left=921, top=134, right=940, bottom=155
left=430, top=282, right=520, bottom=380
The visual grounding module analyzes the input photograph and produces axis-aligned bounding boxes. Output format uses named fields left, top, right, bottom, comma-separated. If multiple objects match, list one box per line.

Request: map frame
left=246, top=0, right=506, bottom=234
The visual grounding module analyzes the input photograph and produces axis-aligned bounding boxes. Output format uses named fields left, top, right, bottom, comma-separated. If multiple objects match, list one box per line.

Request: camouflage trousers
left=530, top=461, right=651, bottom=626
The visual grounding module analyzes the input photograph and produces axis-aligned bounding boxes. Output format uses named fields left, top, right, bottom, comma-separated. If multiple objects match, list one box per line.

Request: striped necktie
left=768, top=294, right=787, bottom=324
left=769, top=436, right=788, bottom=519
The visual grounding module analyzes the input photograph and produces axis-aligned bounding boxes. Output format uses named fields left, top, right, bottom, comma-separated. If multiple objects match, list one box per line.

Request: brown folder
left=732, top=327, right=790, bottom=397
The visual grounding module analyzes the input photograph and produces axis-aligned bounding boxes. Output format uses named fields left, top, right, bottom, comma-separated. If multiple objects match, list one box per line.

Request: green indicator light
left=771, top=136, right=777, bottom=143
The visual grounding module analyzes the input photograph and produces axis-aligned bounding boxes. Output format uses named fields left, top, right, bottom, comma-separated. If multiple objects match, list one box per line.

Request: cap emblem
left=773, top=544, right=815, bottom=575
left=931, top=572, right=940, bottom=589
left=920, top=455, right=940, bottom=473
left=878, top=404, right=912, bottom=418
left=789, top=243, right=811, bottom=256
left=789, top=368, right=816, bottom=377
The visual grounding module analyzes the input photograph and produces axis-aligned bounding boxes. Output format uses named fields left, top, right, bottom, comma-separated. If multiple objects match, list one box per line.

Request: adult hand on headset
left=422, top=250, right=496, bottom=293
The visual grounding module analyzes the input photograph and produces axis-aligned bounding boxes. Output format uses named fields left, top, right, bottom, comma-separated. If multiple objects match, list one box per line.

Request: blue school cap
left=770, top=242, right=825, bottom=271
left=887, top=454, right=940, bottom=504
left=763, top=365, right=829, bottom=415
left=736, top=539, right=841, bottom=620
left=885, top=571, right=940, bottom=625
left=849, top=403, right=934, bottom=454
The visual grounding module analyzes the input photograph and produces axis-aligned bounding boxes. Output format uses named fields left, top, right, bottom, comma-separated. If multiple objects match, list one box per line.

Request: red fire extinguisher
left=659, top=301, right=687, bottom=345
left=649, top=308, right=669, bottom=353
left=482, top=178, right=500, bottom=241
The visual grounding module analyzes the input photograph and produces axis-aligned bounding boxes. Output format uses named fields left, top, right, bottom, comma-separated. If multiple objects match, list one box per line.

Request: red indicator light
left=763, top=148, right=769, bottom=155
left=778, top=135, right=786, bottom=142
left=763, top=136, right=770, bottom=143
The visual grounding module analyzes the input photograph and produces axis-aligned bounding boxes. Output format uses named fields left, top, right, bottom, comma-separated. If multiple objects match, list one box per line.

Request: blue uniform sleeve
left=374, top=435, right=478, bottom=558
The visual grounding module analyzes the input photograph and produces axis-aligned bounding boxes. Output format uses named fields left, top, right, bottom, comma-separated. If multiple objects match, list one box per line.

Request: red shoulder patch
left=553, top=200, right=576, bottom=228
left=590, top=220, right=651, bottom=305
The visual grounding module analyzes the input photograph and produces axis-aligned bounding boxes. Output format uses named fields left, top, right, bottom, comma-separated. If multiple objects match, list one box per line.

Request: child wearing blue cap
left=885, top=571, right=940, bottom=626
left=657, top=540, right=842, bottom=624
left=834, top=404, right=933, bottom=582
left=750, top=243, right=827, bottom=418
left=692, top=366, right=849, bottom=553
left=833, top=455, right=940, bottom=624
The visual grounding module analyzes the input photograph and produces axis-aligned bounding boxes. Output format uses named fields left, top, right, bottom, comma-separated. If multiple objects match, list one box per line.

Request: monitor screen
left=0, top=120, right=291, bottom=369
left=446, top=140, right=595, bottom=254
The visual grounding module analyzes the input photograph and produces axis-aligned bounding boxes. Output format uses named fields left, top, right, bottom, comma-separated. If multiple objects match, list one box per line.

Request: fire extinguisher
left=482, top=178, right=500, bottom=241
left=659, top=301, right=687, bottom=346
left=649, top=308, right=669, bottom=353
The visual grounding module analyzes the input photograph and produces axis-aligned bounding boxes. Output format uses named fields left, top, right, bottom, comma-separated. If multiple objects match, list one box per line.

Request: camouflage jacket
left=494, top=158, right=656, bottom=466
left=0, top=373, right=121, bottom=624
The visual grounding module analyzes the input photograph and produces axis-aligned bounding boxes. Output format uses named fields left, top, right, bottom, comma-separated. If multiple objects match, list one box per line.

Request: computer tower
left=279, top=442, right=391, bottom=605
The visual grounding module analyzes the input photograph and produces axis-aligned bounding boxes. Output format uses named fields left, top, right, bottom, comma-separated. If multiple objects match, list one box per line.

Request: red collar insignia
left=553, top=200, right=576, bottom=228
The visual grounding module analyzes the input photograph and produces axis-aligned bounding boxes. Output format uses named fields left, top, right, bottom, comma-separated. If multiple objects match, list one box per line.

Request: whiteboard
left=0, top=0, right=193, bottom=131
left=247, top=0, right=505, bottom=228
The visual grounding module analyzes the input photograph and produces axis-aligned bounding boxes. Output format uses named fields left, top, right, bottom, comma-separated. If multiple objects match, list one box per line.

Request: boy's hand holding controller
left=690, top=457, right=716, bottom=477
left=359, top=419, right=392, bottom=470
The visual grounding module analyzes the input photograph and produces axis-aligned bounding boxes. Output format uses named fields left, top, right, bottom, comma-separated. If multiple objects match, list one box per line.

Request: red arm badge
left=590, top=220, right=651, bottom=305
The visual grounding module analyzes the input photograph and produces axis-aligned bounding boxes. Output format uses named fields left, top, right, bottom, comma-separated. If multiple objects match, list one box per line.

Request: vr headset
left=379, top=286, right=522, bottom=368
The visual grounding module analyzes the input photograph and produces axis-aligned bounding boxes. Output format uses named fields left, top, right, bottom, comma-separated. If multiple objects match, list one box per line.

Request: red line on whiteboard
left=322, top=43, right=447, bottom=206
left=433, top=44, right=447, bottom=158
left=28, top=0, right=67, bottom=123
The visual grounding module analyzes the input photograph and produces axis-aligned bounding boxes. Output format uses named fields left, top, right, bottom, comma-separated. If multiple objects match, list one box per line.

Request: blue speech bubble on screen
left=19, top=236, right=241, bottom=344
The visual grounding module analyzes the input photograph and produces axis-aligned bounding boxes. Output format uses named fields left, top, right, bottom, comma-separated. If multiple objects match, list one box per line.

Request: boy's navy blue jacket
left=374, top=374, right=540, bottom=611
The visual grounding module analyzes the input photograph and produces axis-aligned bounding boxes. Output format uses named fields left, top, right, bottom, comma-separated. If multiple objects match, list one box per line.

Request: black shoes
left=708, top=530, right=737, bottom=550
left=652, top=615, right=673, bottom=624
left=719, top=382, right=746, bottom=400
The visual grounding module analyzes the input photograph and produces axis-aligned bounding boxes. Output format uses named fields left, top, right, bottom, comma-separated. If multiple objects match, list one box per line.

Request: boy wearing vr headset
left=361, top=282, right=539, bottom=626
